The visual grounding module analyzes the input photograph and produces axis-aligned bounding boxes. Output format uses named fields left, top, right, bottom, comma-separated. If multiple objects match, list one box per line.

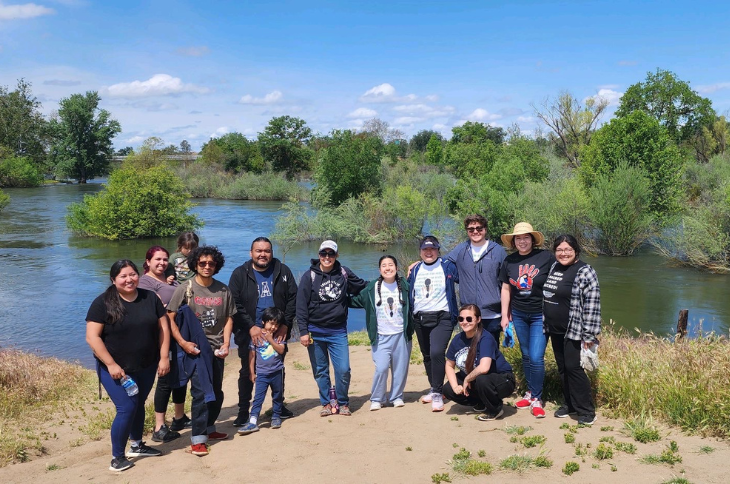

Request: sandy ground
left=2, top=344, right=728, bottom=483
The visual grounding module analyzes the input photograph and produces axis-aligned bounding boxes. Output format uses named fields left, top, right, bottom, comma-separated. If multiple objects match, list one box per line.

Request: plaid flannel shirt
left=564, top=264, right=601, bottom=342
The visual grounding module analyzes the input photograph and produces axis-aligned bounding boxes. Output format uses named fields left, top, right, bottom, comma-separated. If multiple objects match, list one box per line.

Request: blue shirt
left=446, top=330, right=512, bottom=375
left=254, top=265, right=274, bottom=326
left=250, top=339, right=285, bottom=374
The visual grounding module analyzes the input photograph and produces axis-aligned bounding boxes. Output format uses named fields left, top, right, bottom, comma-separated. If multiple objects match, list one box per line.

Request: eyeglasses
left=555, top=248, right=575, bottom=254
left=198, top=261, right=217, bottom=267
left=319, top=250, right=336, bottom=258
left=466, top=226, right=485, bottom=233
left=457, top=316, right=475, bottom=322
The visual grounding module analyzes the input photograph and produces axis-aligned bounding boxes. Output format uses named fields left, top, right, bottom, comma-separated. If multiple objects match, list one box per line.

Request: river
left=1, top=183, right=727, bottom=368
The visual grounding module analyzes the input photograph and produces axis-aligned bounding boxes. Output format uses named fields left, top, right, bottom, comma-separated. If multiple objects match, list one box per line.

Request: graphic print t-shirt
left=375, top=281, right=404, bottom=335
left=543, top=260, right=586, bottom=334
left=254, top=265, right=274, bottom=326
left=250, top=339, right=285, bottom=374
left=446, top=331, right=512, bottom=375
left=167, top=279, right=237, bottom=349
left=499, top=249, right=555, bottom=313
left=413, top=259, right=449, bottom=314
left=169, top=252, right=195, bottom=282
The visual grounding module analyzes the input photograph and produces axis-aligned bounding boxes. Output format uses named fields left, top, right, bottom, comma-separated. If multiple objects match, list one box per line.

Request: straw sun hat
left=501, top=222, right=545, bottom=248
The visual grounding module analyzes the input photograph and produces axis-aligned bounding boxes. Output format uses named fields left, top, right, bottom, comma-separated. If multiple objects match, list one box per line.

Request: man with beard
left=228, top=237, right=298, bottom=426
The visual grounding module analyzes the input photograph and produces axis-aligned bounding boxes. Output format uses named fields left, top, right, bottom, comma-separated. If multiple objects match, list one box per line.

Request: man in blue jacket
left=446, top=214, right=506, bottom=344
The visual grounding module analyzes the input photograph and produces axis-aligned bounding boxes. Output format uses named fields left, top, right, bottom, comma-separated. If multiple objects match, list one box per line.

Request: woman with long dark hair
left=86, top=260, right=171, bottom=472
left=544, top=235, right=601, bottom=425
left=443, top=304, right=515, bottom=420
left=350, top=255, right=414, bottom=410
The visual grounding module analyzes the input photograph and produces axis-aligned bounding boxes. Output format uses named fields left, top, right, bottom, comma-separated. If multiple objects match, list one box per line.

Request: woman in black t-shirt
left=544, top=235, right=601, bottom=425
left=86, top=260, right=170, bottom=472
left=499, top=222, right=555, bottom=418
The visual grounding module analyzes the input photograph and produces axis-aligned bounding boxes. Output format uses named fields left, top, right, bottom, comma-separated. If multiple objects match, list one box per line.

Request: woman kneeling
left=443, top=304, right=515, bottom=421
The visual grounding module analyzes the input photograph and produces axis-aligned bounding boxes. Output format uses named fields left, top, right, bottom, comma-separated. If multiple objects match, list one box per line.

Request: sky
left=1, top=0, right=729, bottom=151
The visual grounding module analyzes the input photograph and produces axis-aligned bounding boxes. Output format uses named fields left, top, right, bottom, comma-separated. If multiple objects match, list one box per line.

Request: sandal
left=339, top=405, right=351, bottom=416
left=320, top=404, right=334, bottom=417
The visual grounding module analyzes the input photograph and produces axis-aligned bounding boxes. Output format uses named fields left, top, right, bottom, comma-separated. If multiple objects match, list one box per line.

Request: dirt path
left=2, top=345, right=727, bottom=483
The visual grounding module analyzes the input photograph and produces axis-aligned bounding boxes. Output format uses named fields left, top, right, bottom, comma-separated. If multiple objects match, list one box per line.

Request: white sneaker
left=421, top=390, right=434, bottom=403
left=370, top=401, right=382, bottom=411
left=393, top=399, right=405, bottom=408
left=431, top=393, right=444, bottom=412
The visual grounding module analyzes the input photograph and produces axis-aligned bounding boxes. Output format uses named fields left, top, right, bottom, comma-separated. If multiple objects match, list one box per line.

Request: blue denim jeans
left=307, top=332, right=351, bottom=406
left=98, top=363, right=157, bottom=458
left=249, top=368, right=284, bottom=423
left=189, top=356, right=225, bottom=444
left=512, top=309, right=547, bottom=401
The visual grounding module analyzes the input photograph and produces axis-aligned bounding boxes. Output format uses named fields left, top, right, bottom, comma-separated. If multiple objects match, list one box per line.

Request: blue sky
left=1, top=0, right=729, bottom=150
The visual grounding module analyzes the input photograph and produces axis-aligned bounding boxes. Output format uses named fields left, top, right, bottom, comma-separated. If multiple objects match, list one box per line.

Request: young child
left=238, top=307, right=287, bottom=434
left=350, top=255, right=414, bottom=410
left=169, top=232, right=199, bottom=283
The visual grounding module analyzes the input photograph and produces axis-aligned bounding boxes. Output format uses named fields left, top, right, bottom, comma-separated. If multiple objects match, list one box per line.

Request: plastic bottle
left=120, top=375, right=139, bottom=396
left=328, top=385, right=339, bottom=413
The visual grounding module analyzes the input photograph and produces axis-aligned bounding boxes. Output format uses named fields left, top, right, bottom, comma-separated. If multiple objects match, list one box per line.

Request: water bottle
left=120, top=375, right=139, bottom=396
left=328, top=385, right=339, bottom=412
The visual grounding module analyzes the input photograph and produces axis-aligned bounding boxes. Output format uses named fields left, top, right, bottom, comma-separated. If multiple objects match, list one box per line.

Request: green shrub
left=589, top=162, right=654, bottom=255
left=562, top=461, right=580, bottom=475
left=0, top=189, right=8, bottom=211
left=593, top=443, right=614, bottom=460
left=0, top=156, right=44, bottom=187
left=66, top=165, right=202, bottom=239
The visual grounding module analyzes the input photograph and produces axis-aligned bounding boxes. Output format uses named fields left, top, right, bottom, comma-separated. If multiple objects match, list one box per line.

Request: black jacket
left=228, top=258, right=297, bottom=348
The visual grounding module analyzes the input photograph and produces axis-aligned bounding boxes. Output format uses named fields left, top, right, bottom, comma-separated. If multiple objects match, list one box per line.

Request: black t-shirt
left=543, top=260, right=586, bottom=333
left=499, top=249, right=555, bottom=313
left=86, top=288, right=165, bottom=373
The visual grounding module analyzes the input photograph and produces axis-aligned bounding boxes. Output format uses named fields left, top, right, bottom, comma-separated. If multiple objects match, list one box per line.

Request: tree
left=425, top=134, right=444, bottom=165
left=580, top=110, right=684, bottom=217
left=451, top=121, right=505, bottom=145
left=258, top=116, right=313, bottom=179
left=180, top=140, right=191, bottom=154
left=361, top=118, right=404, bottom=144
left=0, top=79, right=48, bottom=168
left=314, top=129, right=383, bottom=206
left=48, top=91, right=121, bottom=183
left=201, top=132, right=264, bottom=173
left=409, top=130, right=443, bottom=153
left=115, top=146, right=133, bottom=156
left=122, top=137, right=167, bottom=170
left=533, top=91, right=608, bottom=168
left=66, top=164, right=202, bottom=239
left=616, top=69, right=715, bottom=145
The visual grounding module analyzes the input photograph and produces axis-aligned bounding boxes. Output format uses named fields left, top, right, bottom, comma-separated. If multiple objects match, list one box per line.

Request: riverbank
left=1, top=331, right=729, bottom=482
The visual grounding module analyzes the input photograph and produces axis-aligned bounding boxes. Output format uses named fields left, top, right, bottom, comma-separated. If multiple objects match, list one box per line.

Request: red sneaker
left=514, top=391, right=532, bottom=408
left=208, top=431, right=228, bottom=440
left=530, top=399, right=546, bottom=418
left=190, top=443, right=208, bottom=456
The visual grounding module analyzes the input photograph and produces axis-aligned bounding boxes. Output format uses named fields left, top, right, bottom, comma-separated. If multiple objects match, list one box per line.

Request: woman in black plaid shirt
left=543, top=234, right=601, bottom=426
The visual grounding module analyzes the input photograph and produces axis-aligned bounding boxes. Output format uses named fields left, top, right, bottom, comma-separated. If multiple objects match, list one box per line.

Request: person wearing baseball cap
left=406, top=235, right=459, bottom=412
left=498, top=222, right=555, bottom=418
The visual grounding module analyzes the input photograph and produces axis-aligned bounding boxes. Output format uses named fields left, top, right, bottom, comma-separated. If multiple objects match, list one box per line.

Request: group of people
left=85, top=215, right=602, bottom=473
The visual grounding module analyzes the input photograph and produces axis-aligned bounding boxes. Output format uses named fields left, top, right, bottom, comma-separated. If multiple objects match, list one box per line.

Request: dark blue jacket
left=407, top=258, right=459, bottom=325
left=446, top=240, right=506, bottom=319
left=170, top=304, right=216, bottom=403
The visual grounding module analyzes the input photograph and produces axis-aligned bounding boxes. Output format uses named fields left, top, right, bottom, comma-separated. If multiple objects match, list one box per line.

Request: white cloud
left=517, top=116, right=534, bottom=123
left=176, top=46, right=210, bottom=57
left=425, top=94, right=439, bottom=102
left=394, top=116, right=426, bottom=125
left=209, top=126, right=229, bottom=138
left=0, top=2, right=54, bottom=20
left=696, top=82, right=730, bottom=94
left=239, top=90, right=283, bottom=105
left=432, top=123, right=448, bottom=131
left=588, top=88, right=623, bottom=106
left=359, top=83, right=397, bottom=102
left=126, top=135, right=146, bottom=144
left=466, top=108, right=502, bottom=122
left=346, top=107, right=377, bottom=118
left=393, top=103, right=455, bottom=119
left=106, top=74, right=209, bottom=98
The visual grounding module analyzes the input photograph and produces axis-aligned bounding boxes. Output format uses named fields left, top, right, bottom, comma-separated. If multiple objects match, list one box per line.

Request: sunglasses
left=319, top=250, right=337, bottom=258
left=457, top=316, right=475, bottom=322
left=466, top=226, right=485, bottom=233
left=198, top=261, right=217, bottom=268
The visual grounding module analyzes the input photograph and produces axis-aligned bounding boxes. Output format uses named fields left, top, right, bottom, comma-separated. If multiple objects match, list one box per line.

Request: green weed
left=562, top=461, right=580, bottom=475
left=614, top=441, right=637, bottom=454
left=594, top=443, right=614, bottom=460
left=521, top=435, right=546, bottom=448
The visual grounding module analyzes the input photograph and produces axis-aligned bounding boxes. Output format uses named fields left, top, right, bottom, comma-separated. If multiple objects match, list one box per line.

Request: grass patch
left=599, top=436, right=616, bottom=443
left=564, top=433, right=576, bottom=444
left=614, top=441, right=637, bottom=454
left=431, top=473, right=451, bottom=483
left=451, top=448, right=493, bottom=477
left=593, top=443, right=614, bottom=460
left=504, top=425, right=532, bottom=435
left=499, top=453, right=551, bottom=472
left=698, top=445, right=715, bottom=454
left=641, top=441, right=683, bottom=465
left=292, top=361, right=310, bottom=371
left=46, top=463, right=62, bottom=471
left=521, top=435, right=546, bottom=448
left=662, top=478, right=691, bottom=484
left=600, top=426, right=615, bottom=432
left=0, top=349, right=94, bottom=466
left=623, top=416, right=661, bottom=443
left=563, top=461, right=580, bottom=475
left=347, top=330, right=370, bottom=346
left=79, top=408, right=115, bottom=440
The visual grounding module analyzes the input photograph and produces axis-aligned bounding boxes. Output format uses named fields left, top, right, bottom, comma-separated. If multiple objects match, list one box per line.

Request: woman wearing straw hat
left=499, top=222, right=555, bottom=418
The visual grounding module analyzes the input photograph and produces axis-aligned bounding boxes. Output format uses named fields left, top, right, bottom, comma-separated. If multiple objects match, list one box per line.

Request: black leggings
left=414, top=312, right=453, bottom=394
left=153, top=374, right=188, bottom=413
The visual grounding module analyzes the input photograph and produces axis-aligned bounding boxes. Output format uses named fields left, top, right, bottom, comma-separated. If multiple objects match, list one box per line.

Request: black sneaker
left=554, top=406, right=577, bottom=418
left=170, top=414, right=192, bottom=431
left=109, top=456, right=134, bottom=472
left=578, top=414, right=597, bottom=425
left=127, top=442, right=162, bottom=458
left=280, top=405, right=294, bottom=419
left=477, top=408, right=505, bottom=421
left=233, top=413, right=249, bottom=427
left=472, top=403, right=487, bottom=413
left=152, top=424, right=180, bottom=443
